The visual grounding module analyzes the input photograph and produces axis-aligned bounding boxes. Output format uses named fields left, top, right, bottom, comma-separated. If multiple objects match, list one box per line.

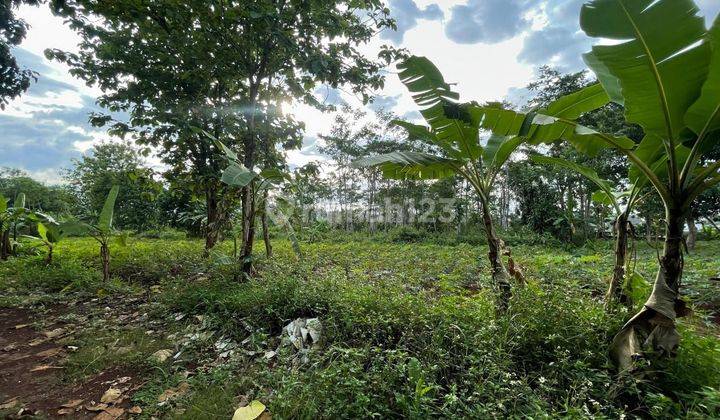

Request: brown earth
left=0, top=304, right=145, bottom=419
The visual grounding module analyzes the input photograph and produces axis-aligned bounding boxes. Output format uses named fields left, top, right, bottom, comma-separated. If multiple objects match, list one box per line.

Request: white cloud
left=5, top=0, right=720, bottom=180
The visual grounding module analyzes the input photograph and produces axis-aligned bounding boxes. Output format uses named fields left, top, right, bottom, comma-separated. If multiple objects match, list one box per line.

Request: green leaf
left=629, top=134, right=665, bottom=183
left=685, top=15, right=720, bottom=148
left=580, top=0, right=710, bottom=139
left=59, top=220, right=92, bottom=236
left=543, top=83, right=610, bottom=120
left=0, top=193, right=7, bottom=213
left=221, top=163, right=258, bottom=187
left=392, top=120, right=463, bottom=159
left=397, top=56, right=459, bottom=107
left=397, top=57, right=482, bottom=159
left=591, top=190, right=615, bottom=206
left=467, top=105, right=634, bottom=157
left=37, top=222, right=49, bottom=242
left=353, top=151, right=461, bottom=180
left=259, top=168, right=289, bottom=183
left=483, top=135, right=523, bottom=171
left=98, top=185, right=119, bottom=233
left=624, top=271, right=652, bottom=305
left=215, top=139, right=239, bottom=162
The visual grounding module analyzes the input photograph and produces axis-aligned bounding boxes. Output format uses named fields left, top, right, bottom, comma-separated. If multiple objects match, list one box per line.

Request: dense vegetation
left=1, top=236, right=719, bottom=418
left=1, top=0, right=719, bottom=418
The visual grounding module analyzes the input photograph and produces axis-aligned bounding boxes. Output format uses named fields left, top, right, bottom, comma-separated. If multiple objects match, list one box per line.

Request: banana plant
left=465, top=0, right=720, bottom=369
left=532, top=155, right=651, bottom=309
left=216, top=140, right=302, bottom=276
left=59, top=185, right=121, bottom=282
left=24, top=219, right=62, bottom=264
left=0, top=192, right=28, bottom=260
left=353, top=56, right=526, bottom=310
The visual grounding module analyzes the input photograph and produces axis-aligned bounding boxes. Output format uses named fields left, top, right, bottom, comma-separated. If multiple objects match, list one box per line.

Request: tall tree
left=49, top=0, right=396, bottom=268
left=64, top=142, right=162, bottom=231
left=0, top=0, right=41, bottom=108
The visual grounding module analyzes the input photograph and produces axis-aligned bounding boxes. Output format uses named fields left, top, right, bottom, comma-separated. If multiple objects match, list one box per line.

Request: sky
left=2, top=0, right=719, bottom=184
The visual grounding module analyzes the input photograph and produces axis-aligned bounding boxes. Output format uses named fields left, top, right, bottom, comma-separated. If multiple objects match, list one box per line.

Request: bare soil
left=0, top=304, right=145, bottom=419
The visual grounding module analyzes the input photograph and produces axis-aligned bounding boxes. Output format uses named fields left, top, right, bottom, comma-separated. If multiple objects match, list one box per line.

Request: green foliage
left=0, top=0, right=41, bottom=108
left=2, top=237, right=719, bottom=417
left=63, top=142, right=162, bottom=231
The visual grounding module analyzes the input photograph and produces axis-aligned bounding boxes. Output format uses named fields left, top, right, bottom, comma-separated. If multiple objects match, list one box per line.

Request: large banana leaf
left=392, top=120, right=463, bottom=159
left=468, top=105, right=634, bottom=156
left=353, top=151, right=461, bottom=180
left=543, top=83, right=610, bottom=120
left=685, top=15, right=720, bottom=150
left=483, top=135, right=523, bottom=172
left=58, top=220, right=92, bottom=237
left=580, top=0, right=710, bottom=139
left=398, top=57, right=482, bottom=159
left=222, top=162, right=258, bottom=187
left=98, top=185, right=119, bottom=233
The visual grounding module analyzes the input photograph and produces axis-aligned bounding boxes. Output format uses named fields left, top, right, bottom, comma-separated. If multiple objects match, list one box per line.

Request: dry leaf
left=36, top=347, right=63, bottom=358
left=57, top=407, right=75, bottom=415
left=61, top=399, right=84, bottom=408
left=2, top=344, right=17, bottom=352
left=30, top=364, right=63, bottom=372
left=0, top=397, right=18, bottom=410
left=44, top=328, right=66, bottom=339
left=157, top=382, right=190, bottom=402
left=150, top=349, right=173, bottom=363
left=100, top=387, right=123, bottom=404
left=14, top=324, right=29, bottom=329
left=85, top=403, right=109, bottom=412
left=28, top=338, right=48, bottom=347
left=128, top=406, right=142, bottom=414
left=93, top=407, right=125, bottom=420
left=232, top=400, right=266, bottom=420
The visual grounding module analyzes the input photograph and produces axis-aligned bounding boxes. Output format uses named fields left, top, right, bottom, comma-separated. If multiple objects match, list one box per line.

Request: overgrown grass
left=1, top=236, right=719, bottom=417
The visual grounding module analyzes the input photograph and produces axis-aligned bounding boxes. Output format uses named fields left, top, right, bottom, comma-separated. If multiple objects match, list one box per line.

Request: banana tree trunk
left=606, top=213, right=632, bottom=309
left=480, top=196, right=512, bottom=311
left=45, top=245, right=53, bottom=265
left=100, top=242, right=110, bottom=282
left=204, top=184, right=223, bottom=257
left=610, top=207, right=686, bottom=370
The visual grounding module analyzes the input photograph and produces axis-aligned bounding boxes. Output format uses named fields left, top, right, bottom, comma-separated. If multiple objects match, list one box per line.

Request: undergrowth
left=1, top=237, right=718, bottom=418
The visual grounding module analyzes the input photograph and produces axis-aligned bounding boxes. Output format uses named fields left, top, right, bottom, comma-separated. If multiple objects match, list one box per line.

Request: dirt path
left=0, top=304, right=145, bottom=419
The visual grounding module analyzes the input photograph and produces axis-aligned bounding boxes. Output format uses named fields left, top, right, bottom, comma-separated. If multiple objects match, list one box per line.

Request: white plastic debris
left=282, top=318, right=322, bottom=350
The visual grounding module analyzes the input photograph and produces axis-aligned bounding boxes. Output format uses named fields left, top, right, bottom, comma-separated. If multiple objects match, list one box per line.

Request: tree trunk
left=610, top=206, right=686, bottom=370
left=239, top=185, right=256, bottom=277
left=45, top=246, right=53, bottom=265
left=686, top=215, right=697, bottom=251
left=100, top=242, right=110, bottom=282
left=1, top=229, right=10, bottom=260
left=480, top=196, right=512, bottom=311
left=606, top=213, right=632, bottom=309
left=262, top=198, right=272, bottom=258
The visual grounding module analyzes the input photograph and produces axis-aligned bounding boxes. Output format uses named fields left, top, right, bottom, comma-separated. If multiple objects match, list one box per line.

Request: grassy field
left=1, top=236, right=719, bottom=418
